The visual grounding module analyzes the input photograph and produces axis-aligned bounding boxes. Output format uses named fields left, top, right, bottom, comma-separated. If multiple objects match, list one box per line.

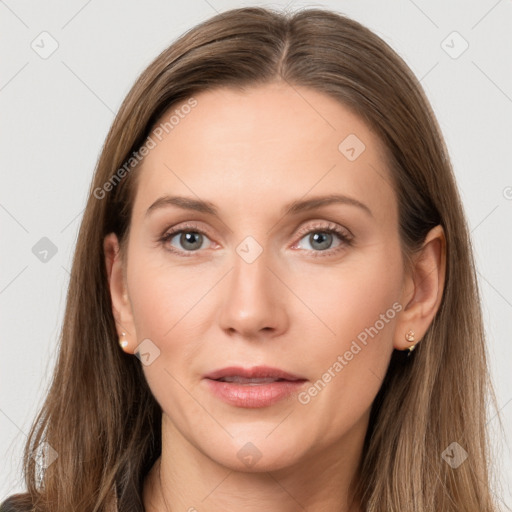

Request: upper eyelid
left=295, top=221, right=352, bottom=238
left=164, top=222, right=214, bottom=240
left=161, top=220, right=349, bottom=235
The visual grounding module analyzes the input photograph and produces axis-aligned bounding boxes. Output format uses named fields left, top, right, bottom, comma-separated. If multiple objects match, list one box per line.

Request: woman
left=1, top=6, right=501, bottom=512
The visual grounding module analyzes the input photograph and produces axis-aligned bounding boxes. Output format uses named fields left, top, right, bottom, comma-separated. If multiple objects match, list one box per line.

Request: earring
left=405, top=329, right=416, bottom=355
left=119, top=331, right=128, bottom=350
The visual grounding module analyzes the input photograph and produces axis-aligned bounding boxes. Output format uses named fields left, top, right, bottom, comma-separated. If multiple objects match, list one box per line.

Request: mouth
left=213, top=376, right=298, bottom=384
left=203, top=365, right=306, bottom=382
left=203, top=366, right=308, bottom=408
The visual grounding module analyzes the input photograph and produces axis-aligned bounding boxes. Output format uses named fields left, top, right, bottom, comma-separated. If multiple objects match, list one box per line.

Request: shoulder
left=0, top=494, right=32, bottom=512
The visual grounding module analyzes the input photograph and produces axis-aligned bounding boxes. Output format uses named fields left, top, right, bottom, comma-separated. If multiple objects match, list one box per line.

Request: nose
left=217, top=245, right=289, bottom=340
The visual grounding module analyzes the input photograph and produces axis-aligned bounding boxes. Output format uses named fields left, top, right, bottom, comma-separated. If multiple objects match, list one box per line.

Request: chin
left=202, top=433, right=305, bottom=473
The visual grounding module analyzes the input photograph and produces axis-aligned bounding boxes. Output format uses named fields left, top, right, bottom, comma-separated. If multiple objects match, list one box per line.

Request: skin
left=104, top=81, right=446, bottom=512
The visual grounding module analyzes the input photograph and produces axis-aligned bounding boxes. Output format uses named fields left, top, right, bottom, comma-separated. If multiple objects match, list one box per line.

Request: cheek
left=126, top=249, right=212, bottom=340
left=125, top=248, right=227, bottom=405
left=290, top=238, right=403, bottom=345
left=292, top=244, right=402, bottom=436
left=125, top=257, right=210, bottom=407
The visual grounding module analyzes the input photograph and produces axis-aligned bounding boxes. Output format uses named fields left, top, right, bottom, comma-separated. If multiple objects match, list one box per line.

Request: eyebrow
left=145, top=193, right=373, bottom=218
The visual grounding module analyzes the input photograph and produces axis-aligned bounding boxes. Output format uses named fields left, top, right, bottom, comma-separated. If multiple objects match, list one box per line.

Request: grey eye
left=172, top=231, right=207, bottom=251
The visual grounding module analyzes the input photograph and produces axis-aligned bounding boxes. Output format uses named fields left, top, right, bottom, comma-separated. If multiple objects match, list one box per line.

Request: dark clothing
left=0, top=495, right=28, bottom=512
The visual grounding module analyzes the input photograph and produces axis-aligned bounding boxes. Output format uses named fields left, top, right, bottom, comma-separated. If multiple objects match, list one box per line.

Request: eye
left=293, top=221, right=353, bottom=257
left=159, top=222, right=214, bottom=256
left=158, top=221, right=353, bottom=258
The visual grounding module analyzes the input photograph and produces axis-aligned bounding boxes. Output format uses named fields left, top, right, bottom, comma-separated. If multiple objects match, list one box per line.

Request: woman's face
left=108, top=82, right=413, bottom=472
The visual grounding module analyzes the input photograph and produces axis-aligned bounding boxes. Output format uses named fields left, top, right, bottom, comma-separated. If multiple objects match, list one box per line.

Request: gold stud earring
left=119, top=332, right=128, bottom=350
left=405, top=329, right=416, bottom=355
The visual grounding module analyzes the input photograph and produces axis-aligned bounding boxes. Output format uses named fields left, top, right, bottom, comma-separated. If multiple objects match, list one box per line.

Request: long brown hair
left=3, top=7, right=501, bottom=511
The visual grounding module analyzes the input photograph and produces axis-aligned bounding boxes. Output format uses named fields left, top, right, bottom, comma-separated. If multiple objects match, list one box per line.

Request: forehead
left=132, top=82, right=396, bottom=226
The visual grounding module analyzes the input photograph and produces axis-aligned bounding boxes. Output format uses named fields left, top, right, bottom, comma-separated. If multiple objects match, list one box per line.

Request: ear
left=394, top=224, right=446, bottom=350
left=104, top=232, right=136, bottom=354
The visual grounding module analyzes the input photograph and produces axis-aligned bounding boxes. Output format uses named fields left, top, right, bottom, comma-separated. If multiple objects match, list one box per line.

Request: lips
left=203, top=366, right=308, bottom=408
left=203, top=365, right=306, bottom=382
left=216, top=376, right=286, bottom=384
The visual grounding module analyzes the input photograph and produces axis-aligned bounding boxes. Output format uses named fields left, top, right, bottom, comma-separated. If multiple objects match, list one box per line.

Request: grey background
left=1, top=0, right=511, bottom=507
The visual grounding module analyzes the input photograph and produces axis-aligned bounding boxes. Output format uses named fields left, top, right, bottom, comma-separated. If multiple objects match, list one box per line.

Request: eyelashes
left=159, top=223, right=213, bottom=256
left=291, top=221, right=353, bottom=257
left=158, top=221, right=354, bottom=258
